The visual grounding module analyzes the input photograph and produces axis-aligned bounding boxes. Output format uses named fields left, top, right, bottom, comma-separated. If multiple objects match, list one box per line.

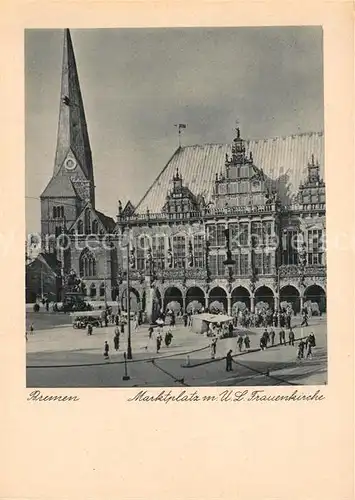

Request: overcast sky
left=25, top=27, right=324, bottom=234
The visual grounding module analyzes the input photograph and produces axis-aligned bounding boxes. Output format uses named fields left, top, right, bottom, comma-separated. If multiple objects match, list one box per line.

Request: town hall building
left=39, top=29, right=326, bottom=320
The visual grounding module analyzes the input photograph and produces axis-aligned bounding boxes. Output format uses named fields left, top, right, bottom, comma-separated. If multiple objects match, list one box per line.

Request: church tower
left=40, top=29, right=95, bottom=246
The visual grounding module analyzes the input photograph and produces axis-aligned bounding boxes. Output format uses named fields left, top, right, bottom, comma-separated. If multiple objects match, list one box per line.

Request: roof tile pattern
left=135, top=132, right=324, bottom=214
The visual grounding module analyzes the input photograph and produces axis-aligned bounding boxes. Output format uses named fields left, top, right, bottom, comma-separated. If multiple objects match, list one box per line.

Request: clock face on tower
left=65, top=158, right=77, bottom=171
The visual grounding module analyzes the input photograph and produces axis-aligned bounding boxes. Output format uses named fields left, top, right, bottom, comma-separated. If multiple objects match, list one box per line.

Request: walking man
left=211, top=338, right=217, bottom=359
left=104, top=340, right=110, bottom=359
left=244, top=334, right=250, bottom=350
left=289, top=328, right=295, bottom=346
left=226, top=349, right=233, bottom=372
left=270, top=328, right=275, bottom=346
left=237, top=335, right=244, bottom=352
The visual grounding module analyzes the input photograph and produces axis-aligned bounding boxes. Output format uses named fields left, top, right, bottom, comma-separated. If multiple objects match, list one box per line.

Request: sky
left=25, top=27, right=324, bottom=234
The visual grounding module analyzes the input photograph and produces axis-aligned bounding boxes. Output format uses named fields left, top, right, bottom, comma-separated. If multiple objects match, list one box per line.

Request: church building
left=40, top=30, right=326, bottom=319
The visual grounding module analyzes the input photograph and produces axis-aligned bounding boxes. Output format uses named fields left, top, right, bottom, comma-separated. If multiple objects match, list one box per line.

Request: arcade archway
left=304, top=284, right=326, bottom=313
left=121, top=287, right=140, bottom=313
left=164, top=286, right=183, bottom=312
left=231, top=286, right=250, bottom=312
left=255, top=286, right=274, bottom=310
left=208, top=286, right=227, bottom=313
left=186, top=286, right=205, bottom=313
left=280, top=285, right=300, bottom=313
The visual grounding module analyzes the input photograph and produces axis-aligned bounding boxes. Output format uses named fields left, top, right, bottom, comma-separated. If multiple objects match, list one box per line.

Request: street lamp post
left=122, top=351, right=130, bottom=380
left=126, top=242, right=133, bottom=360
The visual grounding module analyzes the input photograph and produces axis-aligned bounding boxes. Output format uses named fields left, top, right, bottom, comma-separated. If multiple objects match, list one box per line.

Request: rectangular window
left=193, top=234, right=204, bottom=268
left=173, top=234, right=186, bottom=268
left=136, top=235, right=147, bottom=271
left=216, top=224, right=226, bottom=247
left=152, top=235, right=165, bottom=270
left=207, top=225, right=217, bottom=247
left=233, top=253, right=240, bottom=275
left=240, top=254, right=249, bottom=275
left=239, top=223, right=249, bottom=246
left=209, top=254, right=217, bottom=275
left=218, top=253, right=226, bottom=276
left=251, top=221, right=263, bottom=246
left=307, top=229, right=324, bottom=265
left=229, top=223, right=239, bottom=250
left=282, top=230, right=298, bottom=265
left=263, top=221, right=273, bottom=245
left=263, top=253, right=272, bottom=274
left=254, top=253, right=262, bottom=276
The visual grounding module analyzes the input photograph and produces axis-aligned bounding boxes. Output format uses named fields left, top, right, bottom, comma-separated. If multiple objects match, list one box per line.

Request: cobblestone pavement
left=26, top=316, right=327, bottom=387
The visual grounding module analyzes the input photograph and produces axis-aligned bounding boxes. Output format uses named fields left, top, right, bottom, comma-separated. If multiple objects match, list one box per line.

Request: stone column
left=182, top=295, right=186, bottom=314
left=227, top=295, right=232, bottom=316
left=274, top=294, right=279, bottom=313
left=204, top=294, right=208, bottom=311
left=300, top=295, right=304, bottom=313
left=250, top=294, right=255, bottom=313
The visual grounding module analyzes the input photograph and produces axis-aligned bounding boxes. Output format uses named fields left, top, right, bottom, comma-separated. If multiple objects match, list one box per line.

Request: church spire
left=54, top=29, right=94, bottom=186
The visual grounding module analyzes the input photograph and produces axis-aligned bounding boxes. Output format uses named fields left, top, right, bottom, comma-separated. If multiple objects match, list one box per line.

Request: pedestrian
left=270, top=328, right=275, bottom=346
left=87, top=323, right=93, bottom=336
left=244, top=334, right=250, bottom=350
left=289, top=328, right=295, bottom=346
left=260, top=335, right=266, bottom=351
left=115, top=314, right=119, bottom=326
left=226, top=349, right=233, bottom=372
left=183, top=311, right=188, bottom=327
left=30, top=323, right=34, bottom=334
left=148, top=326, right=154, bottom=339
left=25, top=331, right=28, bottom=342
left=134, top=314, right=139, bottom=330
left=237, top=335, right=244, bottom=352
left=103, top=340, right=109, bottom=359
left=229, top=322, right=234, bottom=337
left=210, top=338, right=217, bottom=359
left=297, top=340, right=305, bottom=359
left=301, top=311, right=309, bottom=327
left=120, top=321, right=125, bottom=335
left=104, top=314, right=108, bottom=328
left=165, top=330, right=173, bottom=347
left=308, top=332, right=316, bottom=347
left=170, top=311, right=176, bottom=327
left=279, top=328, right=285, bottom=345
left=286, top=314, right=291, bottom=330
left=156, top=334, right=162, bottom=353
left=114, top=333, right=119, bottom=351
left=305, top=341, right=313, bottom=359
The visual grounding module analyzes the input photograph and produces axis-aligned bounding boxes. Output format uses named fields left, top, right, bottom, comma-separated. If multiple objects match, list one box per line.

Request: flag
left=174, top=123, right=187, bottom=130
left=62, top=95, right=70, bottom=106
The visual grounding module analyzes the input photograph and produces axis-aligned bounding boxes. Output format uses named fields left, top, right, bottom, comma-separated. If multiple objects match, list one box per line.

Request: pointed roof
left=54, top=29, right=93, bottom=182
left=95, top=209, right=116, bottom=231
left=134, top=131, right=324, bottom=213
left=41, top=175, right=79, bottom=198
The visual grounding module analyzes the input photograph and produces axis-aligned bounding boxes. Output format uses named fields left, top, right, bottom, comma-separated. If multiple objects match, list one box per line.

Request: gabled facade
left=37, top=29, right=326, bottom=319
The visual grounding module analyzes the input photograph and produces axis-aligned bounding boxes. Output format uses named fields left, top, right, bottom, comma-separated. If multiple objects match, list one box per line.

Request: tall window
left=240, top=254, right=249, bottom=275
left=173, top=234, right=186, bottom=268
left=207, top=224, right=226, bottom=247
left=92, top=220, right=99, bottom=234
left=78, top=220, right=84, bottom=234
left=233, top=253, right=240, bottom=275
left=55, top=226, right=62, bottom=237
left=239, top=223, right=249, bottom=246
left=84, top=209, right=91, bottom=234
left=263, top=253, right=272, bottom=274
left=263, top=221, right=273, bottom=245
left=99, top=283, right=105, bottom=297
left=209, top=254, right=217, bottom=275
left=307, top=229, right=324, bottom=265
left=216, top=225, right=226, bottom=246
left=136, top=235, right=148, bottom=271
left=282, top=230, right=298, bottom=265
left=254, top=253, right=262, bottom=275
left=79, top=249, right=96, bottom=277
left=152, top=235, right=165, bottom=270
left=53, top=206, right=64, bottom=219
left=193, top=234, right=204, bottom=267
left=251, top=221, right=263, bottom=246
left=207, top=225, right=217, bottom=247
left=229, top=223, right=239, bottom=250
left=90, top=283, right=96, bottom=298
